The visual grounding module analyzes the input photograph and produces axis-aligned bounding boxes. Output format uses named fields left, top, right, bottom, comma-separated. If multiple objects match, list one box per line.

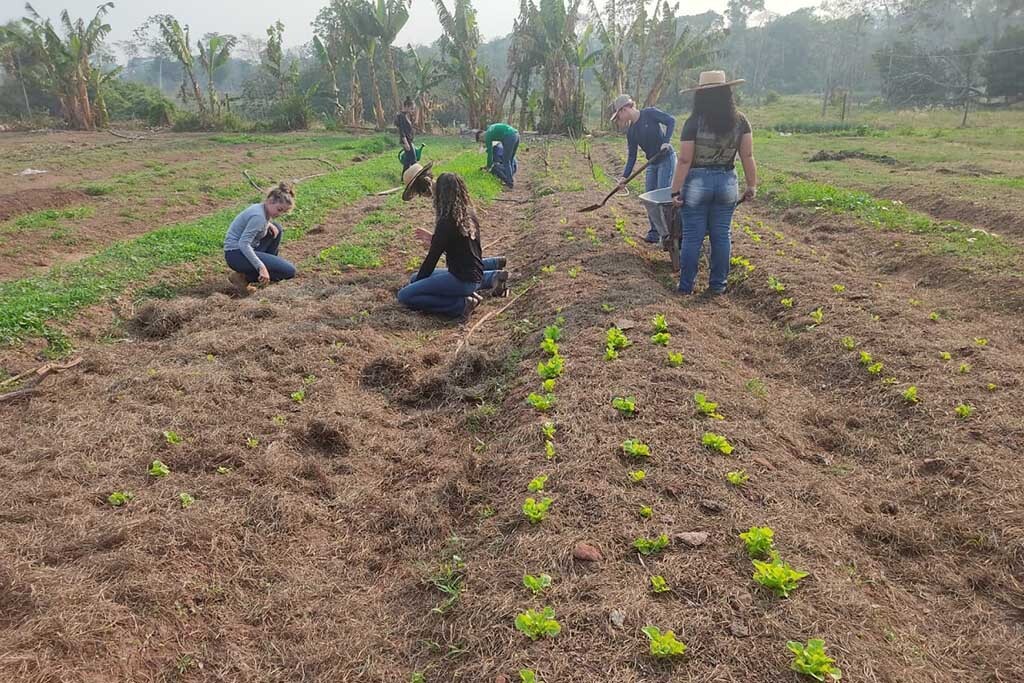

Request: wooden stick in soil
left=242, top=170, right=262, bottom=192
left=0, top=357, right=81, bottom=389
left=296, top=157, right=340, bottom=171
left=0, top=387, right=37, bottom=403
left=453, top=283, right=535, bottom=359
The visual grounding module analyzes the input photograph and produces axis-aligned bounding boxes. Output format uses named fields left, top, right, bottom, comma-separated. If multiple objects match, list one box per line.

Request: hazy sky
left=4, top=0, right=814, bottom=50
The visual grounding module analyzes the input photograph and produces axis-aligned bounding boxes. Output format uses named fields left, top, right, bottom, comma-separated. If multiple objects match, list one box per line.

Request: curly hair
left=433, top=172, right=479, bottom=239
left=693, top=86, right=738, bottom=136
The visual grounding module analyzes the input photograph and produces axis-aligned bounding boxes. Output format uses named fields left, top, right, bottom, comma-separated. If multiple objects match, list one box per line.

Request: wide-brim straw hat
left=609, top=94, right=634, bottom=121
left=680, top=70, right=745, bottom=94
left=402, top=161, right=434, bottom=201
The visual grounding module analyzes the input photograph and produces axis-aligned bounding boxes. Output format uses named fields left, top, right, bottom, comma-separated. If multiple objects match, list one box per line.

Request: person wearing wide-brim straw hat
left=402, top=161, right=435, bottom=201
left=668, top=70, right=758, bottom=296
left=608, top=93, right=678, bottom=244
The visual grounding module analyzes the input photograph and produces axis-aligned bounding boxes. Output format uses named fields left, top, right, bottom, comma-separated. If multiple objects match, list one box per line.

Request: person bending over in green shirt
left=476, top=123, right=520, bottom=188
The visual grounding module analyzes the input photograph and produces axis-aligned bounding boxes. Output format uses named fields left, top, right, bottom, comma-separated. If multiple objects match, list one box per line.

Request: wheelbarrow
left=638, top=187, right=681, bottom=270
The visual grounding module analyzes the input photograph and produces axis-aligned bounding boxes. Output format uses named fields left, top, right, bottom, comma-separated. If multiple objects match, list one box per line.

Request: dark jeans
left=496, top=133, right=520, bottom=187
left=678, top=168, right=738, bottom=294
left=397, top=257, right=503, bottom=317
left=491, top=157, right=518, bottom=186
left=401, top=146, right=417, bottom=172
left=224, top=227, right=296, bottom=283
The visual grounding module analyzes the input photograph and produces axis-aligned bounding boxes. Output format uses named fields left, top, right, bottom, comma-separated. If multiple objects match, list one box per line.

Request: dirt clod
left=676, top=531, right=709, bottom=547
left=730, top=620, right=751, bottom=638
left=698, top=499, right=724, bottom=515
left=573, top=542, right=603, bottom=562
left=609, top=610, right=626, bottom=628
left=129, top=300, right=199, bottom=339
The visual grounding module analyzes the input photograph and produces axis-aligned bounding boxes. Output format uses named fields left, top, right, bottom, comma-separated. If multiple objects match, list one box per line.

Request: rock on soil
left=609, top=610, right=626, bottom=628
left=573, top=542, right=603, bottom=562
left=676, top=531, right=709, bottom=547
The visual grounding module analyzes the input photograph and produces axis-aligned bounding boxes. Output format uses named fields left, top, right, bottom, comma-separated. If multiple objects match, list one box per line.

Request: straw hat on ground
left=402, top=161, right=434, bottom=201
left=680, top=70, right=745, bottom=94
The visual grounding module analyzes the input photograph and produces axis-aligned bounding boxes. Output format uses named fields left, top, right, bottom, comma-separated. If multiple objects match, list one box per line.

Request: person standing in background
left=396, top=97, right=417, bottom=172
left=609, top=94, right=676, bottom=244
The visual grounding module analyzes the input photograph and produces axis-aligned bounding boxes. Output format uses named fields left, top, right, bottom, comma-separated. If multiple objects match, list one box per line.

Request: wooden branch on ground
left=108, top=129, right=147, bottom=141
left=242, top=170, right=263, bottom=192
left=0, top=357, right=81, bottom=389
left=375, top=186, right=404, bottom=196
left=453, top=283, right=536, bottom=359
left=0, top=387, right=37, bottom=403
left=293, top=171, right=332, bottom=183
left=296, top=157, right=340, bottom=171
left=482, top=234, right=510, bottom=252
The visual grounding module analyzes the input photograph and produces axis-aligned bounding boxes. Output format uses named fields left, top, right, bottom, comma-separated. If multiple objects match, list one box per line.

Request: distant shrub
left=172, top=111, right=250, bottom=133
left=764, top=90, right=780, bottom=105
left=104, top=80, right=176, bottom=126
left=770, top=121, right=882, bottom=136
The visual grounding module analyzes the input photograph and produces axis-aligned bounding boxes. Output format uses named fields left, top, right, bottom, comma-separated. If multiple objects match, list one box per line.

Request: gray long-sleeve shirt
left=224, top=203, right=270, bottom=270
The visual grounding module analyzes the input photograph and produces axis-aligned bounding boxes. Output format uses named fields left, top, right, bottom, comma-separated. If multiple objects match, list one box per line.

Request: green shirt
left=484, top=123, right=518, bottom=167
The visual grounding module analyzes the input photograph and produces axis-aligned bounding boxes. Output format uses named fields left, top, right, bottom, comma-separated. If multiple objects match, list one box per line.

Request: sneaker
left=490, top=270, right=510, bottom=298
left=643, top=231, right=660, bottom=244
left=463, top=292, right=483, bottom=318
left=228, top=271, right=250, bottom=297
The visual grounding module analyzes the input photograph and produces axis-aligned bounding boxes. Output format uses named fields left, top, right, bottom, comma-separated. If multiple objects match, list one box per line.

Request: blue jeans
left=497, top=133, right=520, bottom=187
left=679, top=167, right=738, bottom=294
left=225, top=227, right=296, bottom=283
left=397, top=257, right=502, bottom=317
left=644, top=147, right=676, bottom=241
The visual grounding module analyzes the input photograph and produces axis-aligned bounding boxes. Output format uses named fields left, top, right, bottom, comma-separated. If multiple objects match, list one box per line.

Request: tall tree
left=21, top=2, right=116, bottom=130
left=346, top=0, right=388, bottom=127
left=642, top=1, right=719, bottom=107
left=262, top=21, right=290, bottom=97
left=433, top=0, right=489, bottom=127
left=373, top=0, right=410, bottom=112
left=401, top=47, right=445, bottom=129
left=314, top=0, right=366, bottom=125
left=154, top=15, right=206, bottom=118
left=312, top=35, right=344, bottom=120
left=197, top=33, right=237, bottom=117
left=0, top=22, right=34, bottom=117
left=589, top=0, right=638, bottom=122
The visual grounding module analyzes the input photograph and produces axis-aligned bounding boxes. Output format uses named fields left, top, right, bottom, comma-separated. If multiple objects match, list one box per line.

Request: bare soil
left=1, top=141, right=1022, bottom=682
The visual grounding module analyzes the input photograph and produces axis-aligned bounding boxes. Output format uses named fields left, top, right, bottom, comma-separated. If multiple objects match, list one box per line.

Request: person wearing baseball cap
left=609, top=94, right=677, bottom=243
left=668, top=70, right=758, bottom=296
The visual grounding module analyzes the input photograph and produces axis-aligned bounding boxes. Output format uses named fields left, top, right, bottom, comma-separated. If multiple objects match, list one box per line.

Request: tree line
left=0, top=0, right=1020, bottom=132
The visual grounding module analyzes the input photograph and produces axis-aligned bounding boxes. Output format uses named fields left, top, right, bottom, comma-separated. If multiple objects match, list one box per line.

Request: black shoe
left=463, top=292, right=483, bottom=318
left=492, top=256, right=507, bottom=270
left=491, top=270, right=510, bottom=297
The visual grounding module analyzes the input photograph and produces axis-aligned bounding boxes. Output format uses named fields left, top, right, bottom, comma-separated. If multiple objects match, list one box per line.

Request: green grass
left=764, top=178, right=1015, bottom=259
left=0, top=138, right=470, bottom=344
left=0, top=206, right=94, bottom=234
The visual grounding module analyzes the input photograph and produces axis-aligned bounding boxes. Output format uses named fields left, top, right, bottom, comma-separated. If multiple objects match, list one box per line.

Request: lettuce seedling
left=216, top=466, right=232, bottom=475
left=148, top=460, right=170, bottom=478
left=840, top=336, right=856, bottom=351
left=652, top=314, right=669, bottom=334
left=628, top=469, right=647, bottom=483
left=540, top=265, right=556, bottom=274
left=939, top=351, right=951, bottom=361
left=523, top=573, right=552, bottom=595
left=527, top=474, right=548, bottom=492
left=519, top=670, right=544, bottom=683
left=832, top=284, right=845, bottom=293
left=974, top=337, right=988, bottom=346
left=787, top=639, right=842, bottom=681
left=542, top=379, right=556, bottom=393
left=641, top=626, right=687, bottom=657
left=107, top=491, right=133, bottom=507
left=730, top=255, right=755, bottom=272
left=867, top=362, right=883, bottom=375
left=600, top=303, right=615, bottom=312
left=632, top=533, right=669, bottom=556
left=650, top=332, right=671, bottom=346
left=694, top=393, right=723, bottom=419
left=515, top=607, right=561, bottom=640
left=987, top=383, right=997, bottom=391
left=809, top=307, right=824, bottom=324
left=858, top=351, right=873, bottom=366
left=606, top=327, right=631, bottom=351
left=543, top=324, right=562, bottom=342
left=902, top=386, right=919, bottom=403
left=639, top=505, right=653, bottom=519
left=544, top=440, right=556, bottom=459
left=410, top=673, right=425, bottom=683
left=246, top=436, right=259, bottom=449
left=540, top=337, right=559, bottom=355
left=522, top=497, right=553, bottom=524
left=163, top=430, right=182, bottom=445
left=537, top=354, right=565, bottom=380
left=541, top=422, right=556, bottom=440
left=622, top=439, right=651, bottom=458
left=612, top=396, right=637, bottom=416
left=604, top=346, right=619, bottom=361
left=768, top=276, right=786, bottom=293
left=527, top=393, right=556, bottom=412
left=739, top=526, right=775, bottom=558
left=955, top=403, right=973, bottom=419
left=752, top=555, right=808, bottom=597
left=781, top=298, right=794, bottom=309
left=290, top=389, right=305, bottom=404
left=726, top=470, right=749, bottom=486
left=958, top=363, right=971, bottom=374
left=701, top=432, right=734, bottom=455
left=649, top=576, right=670, bottom=593
left=667, top=352, right=684, bottom=367
left=568, top=266, right=581, bottom=278
left=179, top=492, right=195, bottom=509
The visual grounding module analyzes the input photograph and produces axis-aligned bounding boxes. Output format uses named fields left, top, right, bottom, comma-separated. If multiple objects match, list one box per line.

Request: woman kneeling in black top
left=398, top=172, right=509, bottom=318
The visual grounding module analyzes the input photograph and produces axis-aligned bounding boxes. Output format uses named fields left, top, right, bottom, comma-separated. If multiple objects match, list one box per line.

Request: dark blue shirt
left=623, top=107, right=676, bottom=176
